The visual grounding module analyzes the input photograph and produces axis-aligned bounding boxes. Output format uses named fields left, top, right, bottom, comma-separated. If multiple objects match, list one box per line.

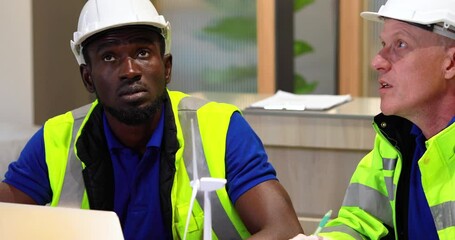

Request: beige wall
left=0, top=1, right=33, bottom=125
left=33, top=0, right=90, bottom=125
left=2, top=1, right=91, bottom=126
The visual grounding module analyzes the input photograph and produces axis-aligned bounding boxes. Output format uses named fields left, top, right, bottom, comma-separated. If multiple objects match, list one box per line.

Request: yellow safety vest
left=43, top=90, right=251, bottom=239
left=320, top=115, right=455, bottom=239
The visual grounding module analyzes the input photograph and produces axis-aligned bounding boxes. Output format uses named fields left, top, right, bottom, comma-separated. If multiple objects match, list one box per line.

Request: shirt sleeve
left=225, top=112, right=277, bottom=204
left=3, top=127, right=52, bottom=205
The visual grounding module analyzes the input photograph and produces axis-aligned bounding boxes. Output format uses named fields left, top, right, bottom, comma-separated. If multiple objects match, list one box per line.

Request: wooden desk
left=192, top=92, right=380, bottom=232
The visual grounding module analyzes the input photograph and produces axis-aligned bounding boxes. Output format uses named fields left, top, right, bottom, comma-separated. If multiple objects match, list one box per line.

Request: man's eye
left=103, top=55, right=115, bottom=62
left=138, top=50, right=150, bottom=58
left=397, top=40, right=407, bottom=48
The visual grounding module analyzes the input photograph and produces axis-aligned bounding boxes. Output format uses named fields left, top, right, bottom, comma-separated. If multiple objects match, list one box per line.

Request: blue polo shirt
left=104, top=108, right=167, bottom=239
left=408, top=116, right=455, bottom=239
left=3, top=109, right=276, bottom=239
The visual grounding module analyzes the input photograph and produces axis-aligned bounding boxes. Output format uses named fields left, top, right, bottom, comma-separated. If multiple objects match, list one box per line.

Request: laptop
left=0, top=202, right=124, bottom=240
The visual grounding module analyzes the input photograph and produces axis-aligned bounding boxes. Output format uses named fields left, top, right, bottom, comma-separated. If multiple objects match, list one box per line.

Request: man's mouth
left=118, top=85, right=147, bottom=96
left=380, top=82, right=391, bottom=88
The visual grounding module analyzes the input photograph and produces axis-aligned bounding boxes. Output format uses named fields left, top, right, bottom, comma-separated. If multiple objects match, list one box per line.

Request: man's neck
left=411, top=114, right=455, bottom=139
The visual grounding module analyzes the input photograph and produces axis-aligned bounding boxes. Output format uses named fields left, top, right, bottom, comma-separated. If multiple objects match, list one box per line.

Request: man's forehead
left=382, top=19, right=431, bottom=37
left=381, top=19, right=446, bottom=48
left=382, top=17, right=455, bottom=42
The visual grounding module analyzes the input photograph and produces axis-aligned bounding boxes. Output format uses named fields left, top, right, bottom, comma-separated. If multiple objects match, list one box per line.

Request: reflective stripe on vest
left=431, top=201, right=455, bottom=231
left=59, top=104, right=91, bottom=208
left=178, top=96, right=242, bottom=239
left=382, top=158, right=397, bottom=171
left=341, top=156, right=397, bottom=227
left=382, top=157, right=397, bottom=201
left=342, top=183, right=394, bottom=227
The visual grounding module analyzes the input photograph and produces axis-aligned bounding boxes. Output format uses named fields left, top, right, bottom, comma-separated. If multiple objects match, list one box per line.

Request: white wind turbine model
left=183, top=119, right=227, bottom=240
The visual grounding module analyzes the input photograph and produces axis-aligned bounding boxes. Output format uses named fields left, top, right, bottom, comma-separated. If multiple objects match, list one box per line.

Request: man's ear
left=444, top=47, right=455, bottom=79
left=163, top=54, right=173, bottom=84
left=80, top=64, right=95, bottom=93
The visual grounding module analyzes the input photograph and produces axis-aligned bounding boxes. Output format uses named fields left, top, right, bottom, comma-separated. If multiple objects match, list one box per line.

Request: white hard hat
left=70, top=0, right=171, bottom=65
left=361, top=0, right=455, bottom=40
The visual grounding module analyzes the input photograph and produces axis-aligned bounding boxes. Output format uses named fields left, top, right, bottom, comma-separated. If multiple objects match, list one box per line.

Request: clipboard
left=248, top=90, right=352, bottom=111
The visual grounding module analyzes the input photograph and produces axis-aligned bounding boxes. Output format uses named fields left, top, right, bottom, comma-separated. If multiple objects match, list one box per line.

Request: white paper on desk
left=249, top=90, right=352, bottom=111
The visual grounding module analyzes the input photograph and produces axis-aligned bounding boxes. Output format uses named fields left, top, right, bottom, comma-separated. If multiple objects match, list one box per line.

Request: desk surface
left=190, top=91, right=381, bottom=119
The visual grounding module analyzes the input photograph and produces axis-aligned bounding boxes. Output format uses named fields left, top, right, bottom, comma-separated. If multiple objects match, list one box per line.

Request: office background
left=1, top=0, right=384, bottom=126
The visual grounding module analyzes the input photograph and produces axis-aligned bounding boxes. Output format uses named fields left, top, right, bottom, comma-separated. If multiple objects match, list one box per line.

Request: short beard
left=102, top=92, right=166, bottom=126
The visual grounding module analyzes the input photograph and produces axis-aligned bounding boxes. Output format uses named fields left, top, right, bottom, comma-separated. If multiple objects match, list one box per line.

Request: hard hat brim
left=360, top=11, right=385, bottom=23
left=77, top=22, right=167, bottom=47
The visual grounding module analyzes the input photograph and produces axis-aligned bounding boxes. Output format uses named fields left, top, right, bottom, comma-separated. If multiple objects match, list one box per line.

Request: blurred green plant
left=294, top=0, right=318, bottom=93
left=199, top=0, right=318, bottom=93
left=201, top=0, right=256, bottom=46
left=203, top=17, right=256, bottom=43
left=198, top=1, right=256, bottom=91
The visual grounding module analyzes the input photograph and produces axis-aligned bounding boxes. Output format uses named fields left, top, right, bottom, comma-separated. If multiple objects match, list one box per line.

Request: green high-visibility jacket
left=43, top=90, right=250, bottom=239
left=320, top=114, right=455, bottom=239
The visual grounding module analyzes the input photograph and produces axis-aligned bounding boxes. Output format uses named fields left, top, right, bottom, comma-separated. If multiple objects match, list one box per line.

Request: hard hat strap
left=402, top=20, right=433, bottom=32
left=433, top=23, right=455, bottom=40
left=397, top=19, right=455, bottom=40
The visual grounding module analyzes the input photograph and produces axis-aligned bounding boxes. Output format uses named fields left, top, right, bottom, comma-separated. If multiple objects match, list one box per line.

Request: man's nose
left=119, top=57, right=141, bottom=81
left=371, top=50, right=391, bottom=73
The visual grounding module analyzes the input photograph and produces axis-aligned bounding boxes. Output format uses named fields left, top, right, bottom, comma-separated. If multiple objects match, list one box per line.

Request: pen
left=313, top=209, right=332, bottom=236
